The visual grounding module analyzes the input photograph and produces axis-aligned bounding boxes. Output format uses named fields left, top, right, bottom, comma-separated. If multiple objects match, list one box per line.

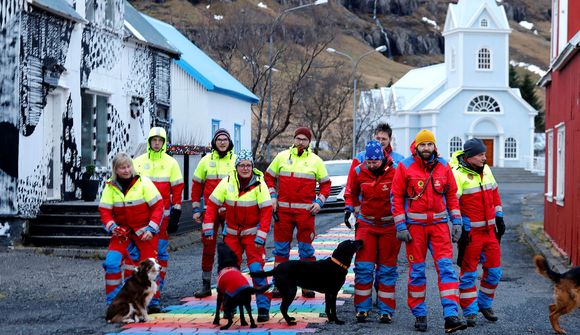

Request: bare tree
left=354, top=87, right=389, bottom=152
left=325, top=116, right=352, bottom=160
left=296, top=69, right=353, bottom=155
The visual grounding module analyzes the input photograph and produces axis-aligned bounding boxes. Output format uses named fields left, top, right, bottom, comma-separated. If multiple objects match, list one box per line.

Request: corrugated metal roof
left=124, top=2, right=179, bottom=56
left=144, top=14, right=259, bottom=104
left=32, top=0, right=85, bottom=23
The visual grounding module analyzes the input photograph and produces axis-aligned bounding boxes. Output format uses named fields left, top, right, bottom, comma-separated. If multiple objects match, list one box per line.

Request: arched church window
left=477, top=48, right=491, bottom=70
left=505, top=137, right=517, bottom=158
left=449, top=136, right=463, bottom=157
left=467, top=95, right=501, bottom=113
left=480, top=19, right=488, bottom=27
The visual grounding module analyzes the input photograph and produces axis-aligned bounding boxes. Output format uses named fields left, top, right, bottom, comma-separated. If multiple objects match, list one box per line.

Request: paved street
left=2, top=182, right=579, bottom=334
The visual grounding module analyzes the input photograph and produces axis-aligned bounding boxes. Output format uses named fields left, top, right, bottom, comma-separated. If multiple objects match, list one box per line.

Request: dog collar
left=331, top=257, right=348, bottom=270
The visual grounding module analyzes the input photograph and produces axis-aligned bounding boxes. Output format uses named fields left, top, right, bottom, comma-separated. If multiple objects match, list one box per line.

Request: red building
left=539, top=0, right=580, bottom=266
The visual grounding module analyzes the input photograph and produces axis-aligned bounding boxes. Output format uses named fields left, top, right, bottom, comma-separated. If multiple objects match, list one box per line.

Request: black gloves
left=456, top=227, right=470, bottom=266
left=495, top=216, right=506, bottom=243
left=344, top=211, right=353, bottom=229
left=168, top=208, right=182, bottom=234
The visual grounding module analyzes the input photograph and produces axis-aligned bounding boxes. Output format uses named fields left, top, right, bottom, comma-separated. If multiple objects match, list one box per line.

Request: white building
left=363, top=0, right=537, bottom=167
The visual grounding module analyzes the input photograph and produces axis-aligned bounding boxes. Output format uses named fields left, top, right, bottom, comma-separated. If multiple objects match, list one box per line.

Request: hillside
left=132, top=0, right=550, bottom=88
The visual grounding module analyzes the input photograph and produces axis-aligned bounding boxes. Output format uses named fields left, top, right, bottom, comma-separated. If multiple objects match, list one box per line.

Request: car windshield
left=325, top=162, right=351, bottom=176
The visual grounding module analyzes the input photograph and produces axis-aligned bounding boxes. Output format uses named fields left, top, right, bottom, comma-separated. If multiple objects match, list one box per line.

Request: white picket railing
left=524, top=155, right=545, bottom=176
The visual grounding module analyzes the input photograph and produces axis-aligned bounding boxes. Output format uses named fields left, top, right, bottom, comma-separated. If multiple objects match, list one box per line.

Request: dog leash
left=331, top=257, right=348, bottom=270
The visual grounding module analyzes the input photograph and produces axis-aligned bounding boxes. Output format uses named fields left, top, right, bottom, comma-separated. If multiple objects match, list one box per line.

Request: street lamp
left=326, top=45, right=387, bottom=157
left=266, top=0, right=328, bottom=161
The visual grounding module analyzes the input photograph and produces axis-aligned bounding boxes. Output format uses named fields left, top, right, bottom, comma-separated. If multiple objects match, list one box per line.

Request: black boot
left=257, top=308, right=270, bottom=322
left=194, top=274, right=212, bottom=298
left=414, top=316, right=427, bottom=332
left=465, top=314, right=477, bottom=327
left=479, top=308, right=498, bottom=321
left=444, top=316, right=467, bottom=333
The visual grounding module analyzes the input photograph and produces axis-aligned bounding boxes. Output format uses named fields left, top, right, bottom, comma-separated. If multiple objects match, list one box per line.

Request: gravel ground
left=2, top=183, right=579, bottom=334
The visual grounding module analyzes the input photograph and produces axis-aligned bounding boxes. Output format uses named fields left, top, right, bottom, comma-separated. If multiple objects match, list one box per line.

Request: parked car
left=318, top=159, right=352, bottom=208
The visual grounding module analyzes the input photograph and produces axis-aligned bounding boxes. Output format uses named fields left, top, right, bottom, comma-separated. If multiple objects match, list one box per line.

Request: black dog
left=213, top=242, right=269, bottom=330
left=251, top=239, right=363, bottom=325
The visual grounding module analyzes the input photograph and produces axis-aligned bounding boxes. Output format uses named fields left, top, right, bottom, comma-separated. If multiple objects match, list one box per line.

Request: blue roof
left=144, top=15, right=259, bottom=104
left=124, top=2, right=179, bottom=56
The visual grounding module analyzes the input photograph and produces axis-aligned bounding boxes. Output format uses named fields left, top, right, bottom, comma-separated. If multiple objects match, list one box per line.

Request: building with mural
left=0, top=0, right=257, bottom=243
left=359, top=0, right=538, bottom=167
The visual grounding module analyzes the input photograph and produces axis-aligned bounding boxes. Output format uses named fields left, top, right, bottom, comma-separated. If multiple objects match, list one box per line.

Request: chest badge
left=228, top=184, right=234, bottom=193
left=287, top=159, right=293, bottom=165
left=382, top=184, right=389, bottom=192
left=417, top=180, right=425, bottom=189
left=143, top=163, right=150, bottom=170
left=209, top=161, right=216, bottom=168
left=434, top=180, right=441, bottom=188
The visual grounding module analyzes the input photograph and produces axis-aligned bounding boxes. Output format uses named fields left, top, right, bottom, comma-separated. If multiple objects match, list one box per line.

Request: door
left=45, top=92, right=63, bottom=200
left=482, top=139, right=494, bottom=167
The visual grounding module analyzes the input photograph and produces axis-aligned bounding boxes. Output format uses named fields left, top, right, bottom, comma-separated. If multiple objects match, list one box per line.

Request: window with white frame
left=546, top=129, right=553, bottom=201
left=480, top=19, right=488, bottom=27
left=555, top=124, right=565, bottom=205
left=449, top=136, right=463, bottom=156
left=477, top=48, right=491, bottom=70
left=504, top=137, right=517, bottom=159
left=467, top=95, right=501, bottom=113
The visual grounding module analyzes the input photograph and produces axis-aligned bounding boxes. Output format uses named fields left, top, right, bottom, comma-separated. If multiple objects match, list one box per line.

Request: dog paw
left=212, top=319, right=220, bottom=325
left=220, top=325, right=231, bottom=330
left=250, top=323, right=257, bottom=328
left=288, top=317, right=296, bottom=322
left=240, top=321, right=248, bottom=326
left=287, top=321, right=297, bottom=326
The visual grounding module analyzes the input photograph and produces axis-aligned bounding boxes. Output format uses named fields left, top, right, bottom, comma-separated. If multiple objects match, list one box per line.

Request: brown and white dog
left=534, top=255, right=580, bottom=334
left=106, top=258, right=160, bottom=324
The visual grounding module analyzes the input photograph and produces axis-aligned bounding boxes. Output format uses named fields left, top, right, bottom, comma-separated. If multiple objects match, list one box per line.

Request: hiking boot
left=465, top=314, right=477, bottom=327
left=414, top=316, right=427, bottom=332
left=257, top=308, right=270, bottom=322
left=480, top=308, right=498, bottom=321
left=379, top=313, right=393, bottom=324
left=193, top=278, right=212, bottom=298
left=302, top=289, right=315, bottom=298
left=444, top=316, right=468, bottom=333
left=147, top=305, right=162, bottom=314
left=271, top=286, right=282, bottom=299
left=356, top=311, right=368, bottom=323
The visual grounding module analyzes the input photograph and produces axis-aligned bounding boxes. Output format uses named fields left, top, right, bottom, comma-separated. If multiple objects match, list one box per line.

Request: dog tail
left=250, top=269, right=276, bottom=278
left=534, top=255, right=562, bottom=283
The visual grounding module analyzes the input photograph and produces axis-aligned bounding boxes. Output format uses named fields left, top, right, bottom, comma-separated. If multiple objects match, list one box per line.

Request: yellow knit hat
left=415, top=129, right=436, bottom=146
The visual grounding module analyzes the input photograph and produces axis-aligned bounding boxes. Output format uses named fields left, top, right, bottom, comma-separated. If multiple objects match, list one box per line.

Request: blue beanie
left=235, top=149, right=254, bottom=166
left=463, top=138, right=486, bottom=158
left=365, top=140, right=384, bottom=161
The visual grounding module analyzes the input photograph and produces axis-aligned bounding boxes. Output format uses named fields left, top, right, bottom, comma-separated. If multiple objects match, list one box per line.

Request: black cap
left=463, top=138, right=486, bottom=158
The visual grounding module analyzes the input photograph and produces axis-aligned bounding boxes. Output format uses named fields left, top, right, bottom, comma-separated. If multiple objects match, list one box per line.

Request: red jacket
left=391, top=142, right=461, bottom=231
left=217, top=267, right=252, bottom=297
left=344, top=157, right=396, bottom=226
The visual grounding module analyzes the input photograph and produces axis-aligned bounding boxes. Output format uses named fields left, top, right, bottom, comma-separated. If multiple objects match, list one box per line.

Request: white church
left=364, top=0, right=537, bottom=167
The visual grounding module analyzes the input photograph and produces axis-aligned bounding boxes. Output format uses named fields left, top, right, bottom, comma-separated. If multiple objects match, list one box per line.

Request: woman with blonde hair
left=98, top=152, right=163, bottom=305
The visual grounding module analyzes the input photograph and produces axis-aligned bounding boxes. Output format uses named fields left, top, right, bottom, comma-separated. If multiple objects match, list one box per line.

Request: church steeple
left=442, top=0, right=511, bottom=89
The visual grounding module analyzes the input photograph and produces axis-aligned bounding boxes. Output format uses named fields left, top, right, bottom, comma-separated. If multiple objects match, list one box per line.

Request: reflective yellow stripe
left=147, top=194, right=161, bottom=206
left=257, top=230, right=268, bottom=239
left=460, top=291, right=478, bottom=299
left=99, top=203, right=113, bottom=209
left=225, top=199, right=258, bottom=207
left=170, top=178, right=184, bottom=186
left=209, top=194, right=223, bottom=206
left=259, top=199, right=272, bottom=208
left=408, top=213, right=427, bottom=220
left=226, top=227, right=258, bottom=236
left=394, top=214, right=406, bottom=222
left=361, top=214, right=393, bottom=222
left=470, top=219, right=495, bottom=227
left=434, top=211, right=448, bottom=219
left=202, top=223, right=214, bottom=230
left=318, top=176, right=330, bottom=183
left=149, top=176, right=170, bottom=182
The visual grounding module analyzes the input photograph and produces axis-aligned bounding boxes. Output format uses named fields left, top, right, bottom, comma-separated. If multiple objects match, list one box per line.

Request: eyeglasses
left=237, top=164, right=253, bottom=169
left=216, top=138, right=229, bottom=143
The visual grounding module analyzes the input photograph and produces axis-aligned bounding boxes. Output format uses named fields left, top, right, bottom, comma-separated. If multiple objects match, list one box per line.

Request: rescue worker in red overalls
left=344, top=140, right=401, bottom=324
left=265, top=127, right=331, bottom=298
left=99, top=152, right=163, bottom=305
left=132, top=127, right=184, bottom=312
left=391, top=129, right=467, bottom=333
left=450, top=138, right=505, bottom=327
left=191, top=129, right=236, bottom=298
left=204, top=149, right=272, bottom=321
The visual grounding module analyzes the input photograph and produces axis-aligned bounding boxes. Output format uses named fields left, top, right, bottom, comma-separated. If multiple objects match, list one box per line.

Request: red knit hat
left=294, top=127, right=312, bottom=141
